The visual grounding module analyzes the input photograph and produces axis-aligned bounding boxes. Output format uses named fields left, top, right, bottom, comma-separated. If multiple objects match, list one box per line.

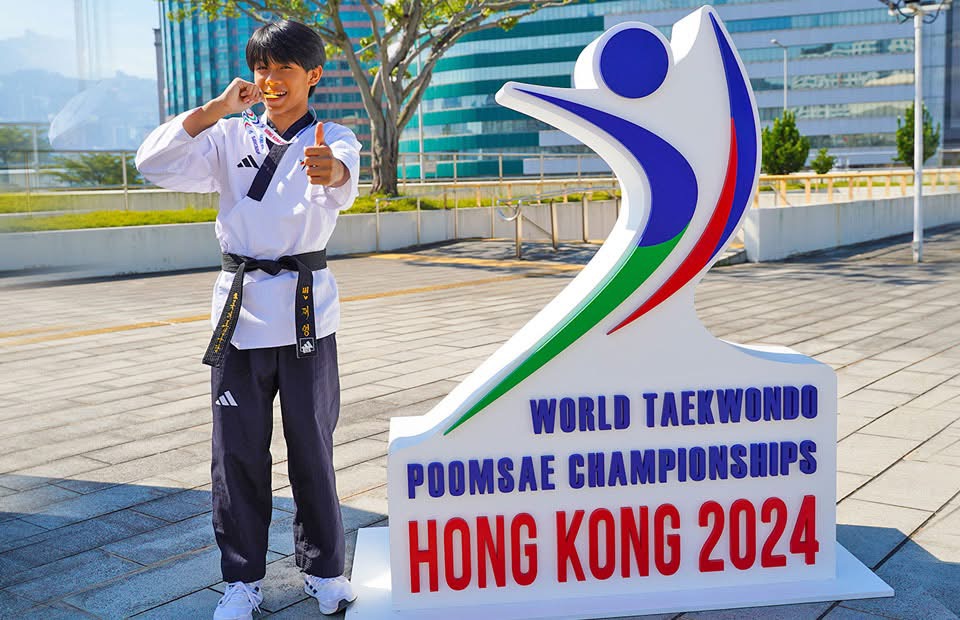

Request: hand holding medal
left=214, top=78, right=263, bottom=115
left=183, top=77, right=264, bottom=138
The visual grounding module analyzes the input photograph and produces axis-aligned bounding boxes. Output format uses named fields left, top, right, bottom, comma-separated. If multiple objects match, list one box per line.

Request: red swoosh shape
left=608, top=118, right=739, bottom=335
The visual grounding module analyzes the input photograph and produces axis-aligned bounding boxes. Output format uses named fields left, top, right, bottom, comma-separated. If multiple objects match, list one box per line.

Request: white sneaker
left=213, top=580, right=263, bottom=620
left=303, top=574, right=357, bottom=615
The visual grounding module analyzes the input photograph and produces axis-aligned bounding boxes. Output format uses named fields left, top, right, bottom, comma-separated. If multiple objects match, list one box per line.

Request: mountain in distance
left=0, top=32, right=159, bottom=150
left=0, top=31, right=77, bottom=79
left=47, top=73, right=160, bottom=151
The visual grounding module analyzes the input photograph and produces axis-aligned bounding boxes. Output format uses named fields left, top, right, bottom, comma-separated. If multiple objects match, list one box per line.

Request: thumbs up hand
left=304, top=122, right=347, bottom=187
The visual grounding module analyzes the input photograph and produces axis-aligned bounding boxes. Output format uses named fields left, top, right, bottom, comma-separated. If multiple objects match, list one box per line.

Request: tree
left=895, top=103, right=941, bottom=168
left=49, top=153, right=142, bottom=187
left=0, top=126, right=33, bottom=168
left=810, top=147, right=836, bottom=175
left=174, top=0, right=575, bottom=196
left=761, top=110, right=809, bottom=175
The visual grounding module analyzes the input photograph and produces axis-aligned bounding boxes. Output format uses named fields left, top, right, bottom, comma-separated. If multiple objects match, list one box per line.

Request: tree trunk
left=370, top=119, right=399, bottom=196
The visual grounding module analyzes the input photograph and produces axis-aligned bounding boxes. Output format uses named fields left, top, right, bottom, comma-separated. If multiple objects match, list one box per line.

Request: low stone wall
left=3, top=193, right=959, bottom=278
left=0, top=202, right=618, bottom=277
left=743, top=192, right=960, bottom=262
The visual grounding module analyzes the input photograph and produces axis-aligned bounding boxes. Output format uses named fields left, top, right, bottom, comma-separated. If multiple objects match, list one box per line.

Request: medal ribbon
left=241, top=109, right=291, bottom=155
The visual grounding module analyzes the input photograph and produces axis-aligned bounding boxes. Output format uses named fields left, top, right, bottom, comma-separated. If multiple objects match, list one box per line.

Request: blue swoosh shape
left=709, top=13, right=758, bottom=259
left=516, top=89, right=698, bottom=248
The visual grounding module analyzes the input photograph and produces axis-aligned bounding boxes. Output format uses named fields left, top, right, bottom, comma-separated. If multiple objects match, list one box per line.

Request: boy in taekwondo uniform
left=136, top=20, right=360, bottom=620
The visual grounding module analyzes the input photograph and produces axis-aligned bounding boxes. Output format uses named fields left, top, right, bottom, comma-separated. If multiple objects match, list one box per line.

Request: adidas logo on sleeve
left=216, top=391, right=239, bottom=407
left=236, top=155, right=259, bottom=169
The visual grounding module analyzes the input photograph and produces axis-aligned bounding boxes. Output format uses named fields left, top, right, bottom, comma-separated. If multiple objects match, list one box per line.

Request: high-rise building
left=945, top=5, right=960, bottom=164
left=159, top=1, right=371, bottom=146
left=402, top=0, right=954, bottom=176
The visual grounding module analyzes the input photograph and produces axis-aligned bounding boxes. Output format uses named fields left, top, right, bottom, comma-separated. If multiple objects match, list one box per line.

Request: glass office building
left=160, top=1, right=372, bottom=146
left=945, top=6, right=960, bottom=164
left=401, top=0, right=953, bottom=176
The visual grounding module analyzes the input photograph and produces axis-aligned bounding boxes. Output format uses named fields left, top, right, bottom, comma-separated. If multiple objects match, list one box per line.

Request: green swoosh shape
left=444, top=228, right=684, bottom=435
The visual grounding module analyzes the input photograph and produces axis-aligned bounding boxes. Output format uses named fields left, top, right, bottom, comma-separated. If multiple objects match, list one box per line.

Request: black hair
left=246, top=20, right=326, bottom=96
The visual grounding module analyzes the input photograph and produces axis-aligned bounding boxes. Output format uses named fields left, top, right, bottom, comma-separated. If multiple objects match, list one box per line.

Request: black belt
left=202, top=250, right=328, bottom=367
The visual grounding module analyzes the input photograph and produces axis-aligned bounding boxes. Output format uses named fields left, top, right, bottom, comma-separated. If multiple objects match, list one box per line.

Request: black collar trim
left=266, top=110, right=316, bottom=141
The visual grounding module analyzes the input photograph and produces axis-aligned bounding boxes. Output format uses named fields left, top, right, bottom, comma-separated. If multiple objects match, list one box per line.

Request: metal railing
left=755, top=168, right=960, bottom=207
left=1, top=146, right=957, bottom=216
left=496, top=186, right=620, bottom=259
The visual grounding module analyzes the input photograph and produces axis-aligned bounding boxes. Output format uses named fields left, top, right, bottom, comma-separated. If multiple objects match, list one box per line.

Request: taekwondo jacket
left=136, top=108, right=362, bottom=350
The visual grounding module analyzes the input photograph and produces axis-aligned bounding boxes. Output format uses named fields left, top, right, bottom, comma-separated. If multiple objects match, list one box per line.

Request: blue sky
left=2, top=0, right=160, bottom=79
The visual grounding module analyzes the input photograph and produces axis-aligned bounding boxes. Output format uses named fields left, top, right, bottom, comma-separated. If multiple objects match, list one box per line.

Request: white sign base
left=347, top=527, right=891, bottom=619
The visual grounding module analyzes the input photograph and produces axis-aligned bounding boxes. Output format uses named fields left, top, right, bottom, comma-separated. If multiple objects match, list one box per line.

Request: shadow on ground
left=0, top=475, right=386, bottom=619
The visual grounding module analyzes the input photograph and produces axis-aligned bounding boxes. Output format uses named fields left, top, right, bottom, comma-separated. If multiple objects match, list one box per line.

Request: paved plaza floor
left=0, top=228, right=959, bottom=619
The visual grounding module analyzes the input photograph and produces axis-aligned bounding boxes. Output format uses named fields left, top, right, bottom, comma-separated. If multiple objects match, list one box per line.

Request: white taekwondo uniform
left=136, top=108, right=362, bottom=585
left=135, top=108, right=361, bottom=351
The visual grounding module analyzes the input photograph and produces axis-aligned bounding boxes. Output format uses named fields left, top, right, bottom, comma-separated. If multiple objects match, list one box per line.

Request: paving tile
left=837, top=414, right=871, bottom=440
left=85, top=428, right=210, bottom=465
left=63, top=545, right=222, bottom=619
left=268, top=513, right=297, bottom=556
left=262, top=596, right=326, bottom=619
left=52, top=478, right=120, bottom=495
left=6, top=548, right=142, bottom=603
left=851, top=460, right=960, bottom=512
left=336, top=460, right=387, bottom=500
left=837, top=472, right=870, bottom=499
left=19, top=483, right=172, bottom=530
left=681, top=602, right=833, bottom=619
left=873, top=346, right=949, bottom=364
left=15, top=601, right=100, bottom=619
left=72, top=447, right=207, bottom=487
left=0, top=590, right=38, bottom=618
left=0, top=509, right=167, bottom=570
left=0, top=518, right=47, bottom=547
left=840, top=389, right=914, bottom=407
left=844, top=546, right=960, bottom=619
left=0, top=483, right=81, bottom=514
left=861, top=407, right=959, bottom=442
left=0, top=431, right=134, bottom=473
left=129, top=487, right=212, bottom=522
left=841, top=359, right=909, bottom=378
left=869, top=370, right=953, bottom=396
left=333, top=438, right=388, bottom=470
left=0, top=456, right=110, bottom=484
left=836, top=433, right=919, bottom=476
left=340, top=486, right=388, bottom=533
left=836, top=398, right=895, bottom=420
left=836, top=498, right=931, bottom=568
left=906, top=383, right=960, bottom=410
left=824, top=606, right=894, bottom=619
left=103, top=513, right=214, bottom=565
left=129, top=588, right=224, bottom=619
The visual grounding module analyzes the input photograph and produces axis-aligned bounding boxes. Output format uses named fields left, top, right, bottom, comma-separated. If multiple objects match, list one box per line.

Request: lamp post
left=770, top=38, right=788, bottom=112
left=884, top=0, right=953, bottom=263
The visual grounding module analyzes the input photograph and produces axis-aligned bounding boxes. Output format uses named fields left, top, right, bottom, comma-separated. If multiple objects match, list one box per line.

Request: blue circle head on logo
left=599, top=27, right=669, bottom=99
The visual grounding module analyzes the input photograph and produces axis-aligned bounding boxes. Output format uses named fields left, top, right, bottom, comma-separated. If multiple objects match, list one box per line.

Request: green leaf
left=810, top=147, right=835, bottom=175
left=894, top=103, right=941, bottom=168
left=761, top=110, right=810, bottom=175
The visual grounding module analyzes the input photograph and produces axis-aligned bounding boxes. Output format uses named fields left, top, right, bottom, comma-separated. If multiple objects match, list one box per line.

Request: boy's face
left=253, top=59, right=322, bottom=116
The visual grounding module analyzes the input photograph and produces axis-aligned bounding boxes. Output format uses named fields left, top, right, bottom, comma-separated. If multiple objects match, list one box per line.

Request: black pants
left=210, top=334, right=344, bottom=583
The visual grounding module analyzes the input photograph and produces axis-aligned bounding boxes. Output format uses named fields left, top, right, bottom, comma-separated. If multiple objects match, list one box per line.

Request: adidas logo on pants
left=216, top=390, right=238, bottom=407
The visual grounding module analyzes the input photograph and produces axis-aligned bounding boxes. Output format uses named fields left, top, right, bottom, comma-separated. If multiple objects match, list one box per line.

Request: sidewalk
left=0, top=229, right=958, bottom=619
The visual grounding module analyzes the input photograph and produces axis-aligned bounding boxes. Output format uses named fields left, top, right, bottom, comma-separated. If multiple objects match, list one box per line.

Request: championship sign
left=348, top=7, right=893, bottom=618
